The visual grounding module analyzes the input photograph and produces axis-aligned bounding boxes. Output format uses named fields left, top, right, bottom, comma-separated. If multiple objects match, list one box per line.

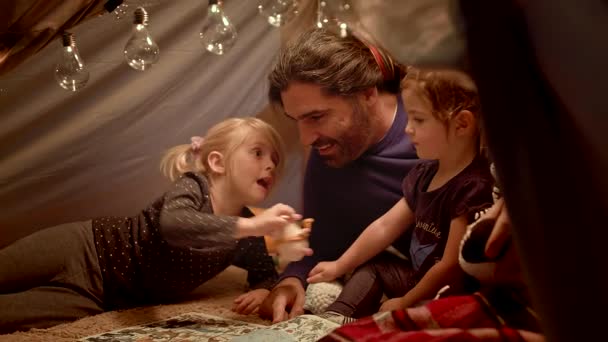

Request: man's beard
left=320, top=101, right=372, bottom=168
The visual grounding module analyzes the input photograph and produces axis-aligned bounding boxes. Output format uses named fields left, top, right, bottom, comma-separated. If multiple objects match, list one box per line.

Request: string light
left=200, top=0, right=237, bottom=55
left=257, top=0, right=299, bottom=28
left=316, top=0, right=353, bottom=38
left=54, top=32, right=89, bottom=91
left=44, top=1, right=365, bottom=90
left=123, top=7, right=160, bottom=71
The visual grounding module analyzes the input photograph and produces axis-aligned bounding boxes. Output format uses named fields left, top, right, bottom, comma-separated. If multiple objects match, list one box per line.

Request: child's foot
left=317, top=311, right=357, bottom=325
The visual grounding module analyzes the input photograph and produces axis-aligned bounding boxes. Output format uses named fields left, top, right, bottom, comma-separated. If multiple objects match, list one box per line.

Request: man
left=259, top=28, right=419, bottom=323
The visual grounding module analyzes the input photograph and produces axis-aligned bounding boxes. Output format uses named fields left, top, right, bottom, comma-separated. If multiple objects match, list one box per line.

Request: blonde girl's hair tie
left=190, top=136, right=204, bottom=154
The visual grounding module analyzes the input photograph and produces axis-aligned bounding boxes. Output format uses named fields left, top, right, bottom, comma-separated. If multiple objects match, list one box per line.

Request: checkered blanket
left=319, top=289, right=545, bottom=342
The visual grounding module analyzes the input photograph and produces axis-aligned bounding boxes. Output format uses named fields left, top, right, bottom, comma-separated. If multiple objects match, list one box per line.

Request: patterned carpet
left=0, top=267, right=301, bottom=342
left=81, top=312, right=337, bottom=342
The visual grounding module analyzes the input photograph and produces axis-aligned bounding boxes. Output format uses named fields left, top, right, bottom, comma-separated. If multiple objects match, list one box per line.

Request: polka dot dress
left=92, top=172, right=277, bottom=307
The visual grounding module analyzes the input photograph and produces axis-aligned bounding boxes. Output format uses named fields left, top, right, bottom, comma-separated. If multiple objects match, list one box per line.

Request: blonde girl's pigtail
left=189, top=136, right=206, bottom=175
left=160, top=136, right=206, bottom=182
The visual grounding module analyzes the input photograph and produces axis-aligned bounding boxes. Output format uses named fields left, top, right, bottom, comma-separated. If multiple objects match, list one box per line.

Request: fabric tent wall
left=0, top=0, right=461, bottom=247
left=0, top=0, right=305, bottom=247
left=2, top=1, right=608, bottom=341
left=0, top=0, right=107, bottom=76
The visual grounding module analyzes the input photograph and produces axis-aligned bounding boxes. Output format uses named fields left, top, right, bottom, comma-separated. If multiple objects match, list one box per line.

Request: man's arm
left=258, top=242, right=319, bottom=322
left=277, top=255, right=317, bottom=288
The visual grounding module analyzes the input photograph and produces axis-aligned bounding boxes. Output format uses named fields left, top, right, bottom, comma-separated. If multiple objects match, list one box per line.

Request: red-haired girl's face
left=403, top=86, right=450, bottom=160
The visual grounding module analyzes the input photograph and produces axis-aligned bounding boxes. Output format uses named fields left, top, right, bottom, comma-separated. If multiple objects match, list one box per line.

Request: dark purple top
left=279, top=95, right=419, bottom=286
left=403, top=155, right=494, bottom=280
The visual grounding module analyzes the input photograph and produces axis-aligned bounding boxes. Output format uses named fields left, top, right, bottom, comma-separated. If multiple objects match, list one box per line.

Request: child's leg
left=0, top=286, right=104, bottom=333
left=325, top=252, right=415, bottom=318
left=0, top=220, right=104, bottom=333
left=0, top=220, right=100, bottom=293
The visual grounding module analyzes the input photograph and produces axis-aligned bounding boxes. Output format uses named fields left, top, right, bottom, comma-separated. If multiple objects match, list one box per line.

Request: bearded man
left=260, top=28, right=419, bottom=323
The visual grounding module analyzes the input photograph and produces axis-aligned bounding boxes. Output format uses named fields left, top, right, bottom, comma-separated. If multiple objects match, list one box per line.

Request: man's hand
left=232, top=289, right=270, bottom=315
left=259, top=277, right=306, bottom=323
left=307, top=261, right=343, bottom=283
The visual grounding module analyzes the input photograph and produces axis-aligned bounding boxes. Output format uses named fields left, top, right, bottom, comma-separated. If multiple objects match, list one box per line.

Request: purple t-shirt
left=403, top=155, right=494, bottom=280
left=279, top=95, right=419, bottom=286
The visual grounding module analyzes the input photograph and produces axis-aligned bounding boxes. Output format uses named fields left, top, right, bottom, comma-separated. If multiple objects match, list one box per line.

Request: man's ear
left=207, top=151, right=226, bottom=174
left=360, top=87, right=379, bottom=107
left=453, top=110, right=475, bottom=135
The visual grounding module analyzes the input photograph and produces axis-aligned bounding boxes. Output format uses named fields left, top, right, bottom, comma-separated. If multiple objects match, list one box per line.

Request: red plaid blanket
left=319, top=291, right=544, bottom=342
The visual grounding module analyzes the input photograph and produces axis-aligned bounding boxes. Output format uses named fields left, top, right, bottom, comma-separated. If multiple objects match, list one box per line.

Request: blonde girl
left=0, top=117, right=302, bottom=334
left=307, top=69, right=495, bottom=324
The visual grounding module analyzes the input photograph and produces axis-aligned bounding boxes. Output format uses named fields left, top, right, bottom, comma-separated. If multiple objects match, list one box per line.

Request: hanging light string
left=52, top=1, right=364, bottom=90
left=61, top=31, right=76, bottom=47
left=54, top=31, right=89, bottom=91
left=133, top=7, right=149, bottom=25
left=316, top=0, right=325, bottom=28
left=200, top=0, right=237, bottom=55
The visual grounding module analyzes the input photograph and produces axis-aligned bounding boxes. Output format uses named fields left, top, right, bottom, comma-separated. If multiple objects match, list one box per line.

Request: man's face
left=281, top=82, right=373, bottom=168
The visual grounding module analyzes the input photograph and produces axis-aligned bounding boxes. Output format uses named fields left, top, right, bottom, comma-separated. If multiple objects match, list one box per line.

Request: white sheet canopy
left=0, top=0, right=460, bottom=247
left=2, top=2, right=608, bottom=341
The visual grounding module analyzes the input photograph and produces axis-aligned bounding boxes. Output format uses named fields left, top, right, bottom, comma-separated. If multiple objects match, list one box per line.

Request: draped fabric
left=0, top=0, right=304, bottom=247
left=0, top=0, right=107, bottom=76
left=0, top=0, right=457, bottom=248
left=0, top=0, right=464, bottom=77
left=5, top=2, right=606, bottom=342
left=320, top=292, right=543, bottom=342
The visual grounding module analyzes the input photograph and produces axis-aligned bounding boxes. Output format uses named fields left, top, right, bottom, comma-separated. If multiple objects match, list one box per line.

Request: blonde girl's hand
left=307, top=261, right=343, bottom=283
left=379, top=296, right=407, bottom=312
left=254, top=203, right=302, bottom=236
left=236, top=203, right=302, bottom=238
left=232, top=289, right=270, bottom=315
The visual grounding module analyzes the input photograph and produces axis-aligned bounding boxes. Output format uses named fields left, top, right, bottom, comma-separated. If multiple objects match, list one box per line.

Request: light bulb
left=199, top=0, right=237, bottom=55
left=123, top=7, right=160, bottom=71
left=316, top=0, right=353, bottom=38
left=113, top=0, right=161, bottom=20
left=257, top=0, right=299, bottom=28
left=113, top=3, right=129, bottom=20
left=54, top=32, right=90, bottom=92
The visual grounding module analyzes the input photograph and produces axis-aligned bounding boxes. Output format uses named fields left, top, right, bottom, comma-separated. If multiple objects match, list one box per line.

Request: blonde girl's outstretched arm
left=380, top=214, right=468, bottom=311
left=158, top=174, right=297, bottom=248
left=157, top=173, right=240, bottom=248
left=307, top=198, right=415, bottom=283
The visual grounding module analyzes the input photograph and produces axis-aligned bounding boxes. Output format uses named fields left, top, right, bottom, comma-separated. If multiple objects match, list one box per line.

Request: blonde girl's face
left=227, top=130, right=279, bottom=205
left=402, top=86, right=450, bottom=160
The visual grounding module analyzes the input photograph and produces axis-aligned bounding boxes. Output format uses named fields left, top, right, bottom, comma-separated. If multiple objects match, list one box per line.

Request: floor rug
left=80, top=312, right=339, bottom=342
